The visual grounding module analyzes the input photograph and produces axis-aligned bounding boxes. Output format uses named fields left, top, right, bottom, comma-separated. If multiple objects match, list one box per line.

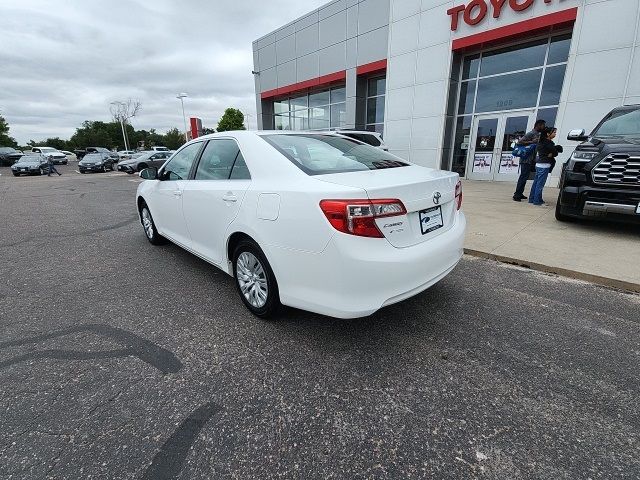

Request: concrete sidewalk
left=461, top=180, right=640, bottom=292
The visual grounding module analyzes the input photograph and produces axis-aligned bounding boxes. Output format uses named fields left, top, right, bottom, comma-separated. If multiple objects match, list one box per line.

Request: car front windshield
left=593, top=108, right=640, bottom=138
left=0, top=147, right=16, bottom=153
left=20, top=156, right=41, bottom=162
left=261, top=134, right=408, bottom=175
left=84, top=154, right=102, bottom=161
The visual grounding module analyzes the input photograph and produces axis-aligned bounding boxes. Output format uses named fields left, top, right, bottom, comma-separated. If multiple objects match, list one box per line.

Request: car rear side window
left=195, top=139, right=248, bottom=180
left=161, top=142, right=202, bottom=180
left=262, top=134, right=407, bottom=175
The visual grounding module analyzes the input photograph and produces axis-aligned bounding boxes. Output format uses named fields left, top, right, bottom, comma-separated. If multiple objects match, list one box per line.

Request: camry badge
left=433, top=191, right=442, bottom=205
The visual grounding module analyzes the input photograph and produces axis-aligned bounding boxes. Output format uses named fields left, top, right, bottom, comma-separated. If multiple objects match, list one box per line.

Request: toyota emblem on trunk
left=433, top=191, right=442, bottom=205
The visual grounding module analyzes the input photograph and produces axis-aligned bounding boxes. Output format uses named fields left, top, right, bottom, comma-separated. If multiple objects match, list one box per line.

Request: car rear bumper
left=558, top=182, right=640, bottom=223
left=267, top=211, right=466, bottom=318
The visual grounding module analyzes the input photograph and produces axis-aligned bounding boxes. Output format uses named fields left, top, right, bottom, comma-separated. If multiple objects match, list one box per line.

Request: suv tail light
left=319, top=199, right=407, bottom=238
left=455, top=180, right=463, bottom=211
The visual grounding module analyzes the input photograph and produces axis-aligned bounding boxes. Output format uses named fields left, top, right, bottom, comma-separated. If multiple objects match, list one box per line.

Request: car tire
left=232, top=240, right=280, bottom=319
left=555, top=200, right=572, bottom=222
left=102, top=164, right=108, bottom=173
left=140, top=204, right=167, bottom=246
left=12, top=172, right=19, bottom=177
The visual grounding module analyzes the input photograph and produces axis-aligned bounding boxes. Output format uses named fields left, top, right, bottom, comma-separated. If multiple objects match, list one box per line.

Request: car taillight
left=455, top=180, right=463, bottom=211
left=319, top=199, right=407, bottom=238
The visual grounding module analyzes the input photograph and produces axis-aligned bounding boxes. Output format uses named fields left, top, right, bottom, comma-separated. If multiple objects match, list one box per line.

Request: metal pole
left=180, top=97, right=188, bottom=141
left=119, top=118, right=128, bottom=151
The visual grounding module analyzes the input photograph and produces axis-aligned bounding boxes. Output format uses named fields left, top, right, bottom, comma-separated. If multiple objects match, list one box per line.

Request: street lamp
left=110, top=101, right=128, bottom=151
left=176, top=93, right=188, bottom=141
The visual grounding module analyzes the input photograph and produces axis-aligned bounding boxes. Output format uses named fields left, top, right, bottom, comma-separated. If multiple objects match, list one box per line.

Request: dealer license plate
left=419, top=206, right=444, bottom=235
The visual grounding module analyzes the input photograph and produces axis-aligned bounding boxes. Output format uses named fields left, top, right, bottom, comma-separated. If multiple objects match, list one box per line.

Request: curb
left=464, top=248, right=640, bottom=294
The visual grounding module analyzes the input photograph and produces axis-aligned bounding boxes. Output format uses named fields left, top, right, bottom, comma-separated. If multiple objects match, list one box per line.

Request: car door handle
left=173, top=190, right=182, bottom=197
left=223, top=193, right=237, bottom=203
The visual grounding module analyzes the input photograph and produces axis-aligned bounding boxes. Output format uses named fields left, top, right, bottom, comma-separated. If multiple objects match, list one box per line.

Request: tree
left=216, top=108, right=245, bottom=132
left=0, top=115, right=18, bottom=148
left=163, top=128, right=185, bottom=150
left=202, top=127, right=216, bottom=135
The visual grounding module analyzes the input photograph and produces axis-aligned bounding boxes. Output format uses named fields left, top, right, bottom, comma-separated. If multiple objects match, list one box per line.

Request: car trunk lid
left=316, top=166, right=459, bottom=247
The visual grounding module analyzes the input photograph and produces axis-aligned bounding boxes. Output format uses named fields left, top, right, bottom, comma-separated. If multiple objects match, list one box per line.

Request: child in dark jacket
left=529, top=127, right=562, bottom=206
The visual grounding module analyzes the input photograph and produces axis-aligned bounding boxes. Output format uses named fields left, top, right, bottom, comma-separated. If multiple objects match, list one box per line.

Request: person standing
left=47, top=155, right=61, bottom=176
left=513, top=119, right=546, bottom=201
left=529, top=127, right=561, bottom=206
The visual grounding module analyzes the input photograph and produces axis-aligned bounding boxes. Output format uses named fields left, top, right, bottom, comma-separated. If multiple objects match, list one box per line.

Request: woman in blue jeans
left=529, top=127, right=561, bottom=206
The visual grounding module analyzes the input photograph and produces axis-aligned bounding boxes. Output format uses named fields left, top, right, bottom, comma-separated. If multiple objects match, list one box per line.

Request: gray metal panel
left=253, top=49, right=259, bottom=71
left=346, top=37, right=357, bottom=68
left=346, top=0, right=358, bottom=6
left=319, top=0, right=346, bottom=20
left=358, top=0, right=390, bottom=34
left=356, top=26, right=388, bottom=65
left=319, top=11, right=347, bottom=49
left=296, top=23, right=319, bottom=57
left=275, top=23, right=296, bottom=40
left=319, top=42, right=347, bottom=76
left=276, top=34, right=296, bottom=65
left=347, top=5, right=358, bottom=39
left=346, top=67, right=357, bottom=98
left=277, top=59, right=297, bottom=86
left=256, top=33, right=276, bottom=49
left=297, top=52, right=320, bottom=82
left=295, top=11, right=319, bottom=31
left=258, top=43, right=276, bottom=71
left=260, top=67, right=277, bottom=92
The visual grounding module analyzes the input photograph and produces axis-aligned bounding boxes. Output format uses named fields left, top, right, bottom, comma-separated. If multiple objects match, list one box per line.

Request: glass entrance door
left=466, top=112, right=534, bottom=181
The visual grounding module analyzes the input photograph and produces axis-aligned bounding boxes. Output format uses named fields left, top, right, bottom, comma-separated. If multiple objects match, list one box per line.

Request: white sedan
left=136, top=131, right=465, bottom=319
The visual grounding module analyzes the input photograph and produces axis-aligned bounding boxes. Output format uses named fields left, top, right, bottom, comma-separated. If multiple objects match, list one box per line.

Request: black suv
left=556, top=105, right=640, bottom=224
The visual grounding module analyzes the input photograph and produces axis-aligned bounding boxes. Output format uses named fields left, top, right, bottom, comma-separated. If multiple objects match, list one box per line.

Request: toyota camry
left=136, top=131, right=465, bottom=319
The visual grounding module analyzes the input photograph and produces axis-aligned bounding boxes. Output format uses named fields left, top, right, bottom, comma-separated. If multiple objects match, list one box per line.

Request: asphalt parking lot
left=1, top=164, right=639, bottom=479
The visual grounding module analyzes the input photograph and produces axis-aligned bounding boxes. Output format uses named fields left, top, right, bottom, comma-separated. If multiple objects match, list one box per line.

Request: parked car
left=117, top=151, right=172, bottom=174
left=117, top=150, right=137, bottom=160
left=337, top=130, right=389, bottom=151
left=30, top=147, right=67, bottom=164
left=11, top=154, right=48, bottom=176
left=556, top=104, right=640, bottom=224
left=75, top=147, right=119, bottom=162
left=60, top=150, right=74, bottom=156
left=136, top=131, right=465, bottom=319
left=78, top=153, right=116, bottom=173
left=151, top=146, right=169, bottom=152
left=0, top=147, right=23, bottom=166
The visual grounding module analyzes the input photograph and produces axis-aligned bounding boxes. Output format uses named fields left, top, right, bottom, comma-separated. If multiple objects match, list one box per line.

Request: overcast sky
left=1, top=0, right=328, bottom=144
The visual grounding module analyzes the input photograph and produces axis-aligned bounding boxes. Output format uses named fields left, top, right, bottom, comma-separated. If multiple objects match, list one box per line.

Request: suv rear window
left=339, top=132, right=381, bottom=147
left=262, top=134, right=407, bottom=175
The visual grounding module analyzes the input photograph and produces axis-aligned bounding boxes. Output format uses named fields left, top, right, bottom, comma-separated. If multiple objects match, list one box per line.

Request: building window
left=366, top=76, right=385, bottom=136
left=450, top=33, right=571, bottom=175
left=272, top=86, right=346, bottom=131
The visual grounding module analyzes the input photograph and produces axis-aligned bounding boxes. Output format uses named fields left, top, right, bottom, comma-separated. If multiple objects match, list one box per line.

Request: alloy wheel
left=236, top=252, right=268, bottom=309
left=141, top=208, right=154, bottom=239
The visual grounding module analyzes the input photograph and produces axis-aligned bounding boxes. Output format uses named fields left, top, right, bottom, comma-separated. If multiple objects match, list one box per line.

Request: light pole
left=176, top=93, right=188, bottom=141
left=110, top=101, right=128, bottom=151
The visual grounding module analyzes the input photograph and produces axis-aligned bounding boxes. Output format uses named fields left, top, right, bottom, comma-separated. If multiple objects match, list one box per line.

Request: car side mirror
left=139, top=166, right=158, bottom=180
left=567, top=129, right=588, bottom=142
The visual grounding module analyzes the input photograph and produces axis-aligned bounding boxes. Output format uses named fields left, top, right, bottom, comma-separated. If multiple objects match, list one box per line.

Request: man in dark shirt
left=513, top=119, right=545, bottom=201
left=47, top=155, right=61, bottom=176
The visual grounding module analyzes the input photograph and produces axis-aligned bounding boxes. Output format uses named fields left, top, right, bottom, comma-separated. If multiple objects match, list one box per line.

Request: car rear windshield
left=262, top=134, right=408, bottom=175
left=593, top=108, right=640, bottom=137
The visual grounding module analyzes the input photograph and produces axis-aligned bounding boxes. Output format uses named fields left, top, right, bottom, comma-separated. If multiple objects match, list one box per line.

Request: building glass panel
left=450, top=34, right=571, bottom=175
left=271, top=85, right=346, bottom=131
left=366, top=76, right=386, bottom=136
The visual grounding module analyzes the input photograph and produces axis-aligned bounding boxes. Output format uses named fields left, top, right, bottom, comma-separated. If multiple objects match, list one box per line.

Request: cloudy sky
left=1, top=0, right=328, bottom=144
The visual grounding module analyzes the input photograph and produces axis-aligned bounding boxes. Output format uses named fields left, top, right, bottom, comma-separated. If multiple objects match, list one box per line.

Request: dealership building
left=252, top=0, right=640, bottom=183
